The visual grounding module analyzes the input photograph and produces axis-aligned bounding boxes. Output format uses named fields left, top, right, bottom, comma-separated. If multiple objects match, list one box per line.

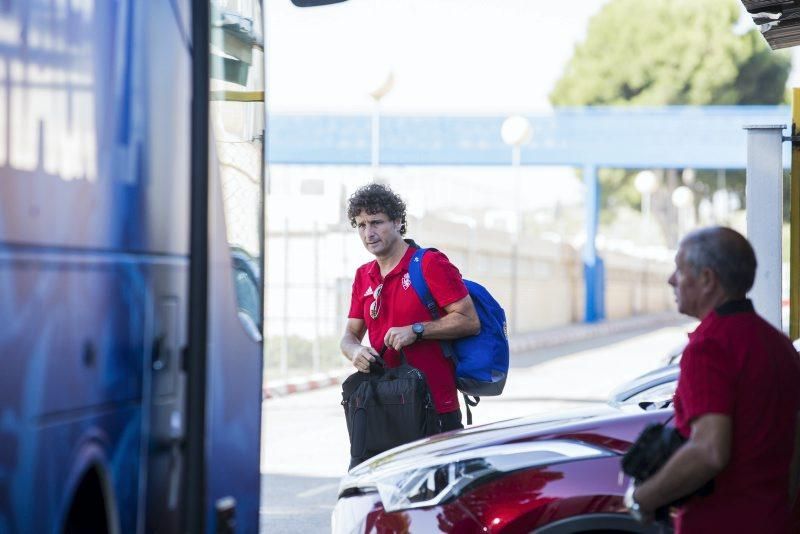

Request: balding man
left=627, top=227, right=800, bottom=533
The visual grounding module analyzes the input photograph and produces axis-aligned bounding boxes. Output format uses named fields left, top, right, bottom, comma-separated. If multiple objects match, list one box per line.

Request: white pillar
left=744, top=125, right=785, bottom=330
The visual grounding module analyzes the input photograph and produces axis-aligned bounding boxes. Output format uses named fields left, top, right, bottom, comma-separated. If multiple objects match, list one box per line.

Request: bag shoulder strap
left=408, top=249, right=456, bottom=357
left=409, top=247, right=481, bottom=424
left=462, top=393, right=479, bottom=425
left=408, top=248, right=440, bottom=319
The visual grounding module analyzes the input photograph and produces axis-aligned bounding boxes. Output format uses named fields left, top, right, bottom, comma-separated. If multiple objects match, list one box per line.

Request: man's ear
left=700, top=267, right=718, bottom=293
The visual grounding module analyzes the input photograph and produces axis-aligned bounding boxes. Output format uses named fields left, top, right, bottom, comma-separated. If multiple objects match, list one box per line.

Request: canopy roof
left=741, top=0, right=800, bottom=49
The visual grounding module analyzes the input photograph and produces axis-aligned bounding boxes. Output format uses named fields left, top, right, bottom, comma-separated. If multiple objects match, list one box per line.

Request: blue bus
left=0, top=0, right=351, bottom=531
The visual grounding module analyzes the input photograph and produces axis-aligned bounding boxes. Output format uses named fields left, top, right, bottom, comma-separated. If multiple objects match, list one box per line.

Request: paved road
left=259, top=322, right=692, bottom=533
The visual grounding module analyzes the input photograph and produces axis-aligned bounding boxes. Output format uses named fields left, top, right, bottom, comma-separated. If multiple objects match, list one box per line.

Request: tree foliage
left=550, top=0, right=790, bottom=106
left=550, top=0, right=791, bottom=243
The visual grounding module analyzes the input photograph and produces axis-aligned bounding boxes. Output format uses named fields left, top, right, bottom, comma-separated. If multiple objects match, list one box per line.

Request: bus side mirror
left=291, top=0, right=348, bottom=6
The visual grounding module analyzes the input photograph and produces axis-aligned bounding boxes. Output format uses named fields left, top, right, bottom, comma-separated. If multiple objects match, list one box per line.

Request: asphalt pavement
left=260, top=473, right=341, bottom=534
left=259, top=316, right=694, bottom=533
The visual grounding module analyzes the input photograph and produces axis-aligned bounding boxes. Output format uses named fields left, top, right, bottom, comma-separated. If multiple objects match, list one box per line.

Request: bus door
left=186, top=0, right=266, bottom=532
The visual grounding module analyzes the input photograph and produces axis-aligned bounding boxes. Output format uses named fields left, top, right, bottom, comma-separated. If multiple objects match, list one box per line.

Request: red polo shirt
left=673, top=299, right=800, bottom=533
left=348, top=244, right=468, bottom=413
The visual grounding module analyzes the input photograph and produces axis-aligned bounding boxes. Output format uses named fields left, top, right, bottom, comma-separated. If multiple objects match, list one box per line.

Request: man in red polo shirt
left=339, top=183, right=480, bottom=439
left=629, top=227, right=800, bottom=532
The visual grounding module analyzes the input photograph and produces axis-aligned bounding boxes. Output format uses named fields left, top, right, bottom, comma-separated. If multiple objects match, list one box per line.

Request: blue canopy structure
left=268, top=106, right=791, bottom=322
left=269, top=106, right=790, bottom=168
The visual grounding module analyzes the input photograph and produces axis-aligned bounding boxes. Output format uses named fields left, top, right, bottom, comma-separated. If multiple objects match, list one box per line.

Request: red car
left=333, top=367, right=678, bottom=534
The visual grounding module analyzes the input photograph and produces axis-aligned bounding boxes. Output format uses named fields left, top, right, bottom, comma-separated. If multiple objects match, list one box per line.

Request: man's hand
left=351, top=346, right=377, bottom=373
left=631, top=414, right=730, bottom=513
left=384, top=326, right=416, bottom=351
left=629, top=484, right=655, bottom=524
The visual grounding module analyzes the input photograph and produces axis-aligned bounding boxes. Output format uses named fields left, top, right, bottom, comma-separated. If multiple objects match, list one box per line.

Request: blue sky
left=266, top=0, right=608, bottom=113
left=265, top=0, right=798, bottom=114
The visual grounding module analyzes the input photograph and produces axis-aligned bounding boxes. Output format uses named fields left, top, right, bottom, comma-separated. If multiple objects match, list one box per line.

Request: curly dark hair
left=347, top=183, right=407, bottom=235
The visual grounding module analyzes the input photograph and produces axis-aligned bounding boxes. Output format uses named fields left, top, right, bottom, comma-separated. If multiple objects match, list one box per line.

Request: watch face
left=623, top=482, right=642, bottom=521
left=412, top=323, right=424, bottom=335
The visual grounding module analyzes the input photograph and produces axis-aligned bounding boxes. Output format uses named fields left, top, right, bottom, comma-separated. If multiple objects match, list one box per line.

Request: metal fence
left=263, top=165, right=675, bottom=379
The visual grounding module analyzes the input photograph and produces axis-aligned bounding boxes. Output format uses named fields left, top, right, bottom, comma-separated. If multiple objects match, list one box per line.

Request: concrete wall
left=603, top=250, right=674, bottom=320
left=264, top=214, right=676, bottom=375
left=413, top=215, right=674, bottom=331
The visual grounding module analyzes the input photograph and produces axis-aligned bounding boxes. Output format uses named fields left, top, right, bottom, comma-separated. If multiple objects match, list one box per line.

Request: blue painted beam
left=268, top=106, right=791, bottom=169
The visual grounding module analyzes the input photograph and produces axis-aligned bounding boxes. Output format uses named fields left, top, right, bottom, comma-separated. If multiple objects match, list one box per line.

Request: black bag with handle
left=621, top=422, right=714, bottom=520
left=621, top=423, right=686, bottom=483
left=342, top=348, right=438, bottom=469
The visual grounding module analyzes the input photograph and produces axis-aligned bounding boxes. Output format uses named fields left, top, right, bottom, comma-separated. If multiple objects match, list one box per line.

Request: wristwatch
left=412, top=322, right=425, bottom=341
left=624, top=482, right=643, bottom=522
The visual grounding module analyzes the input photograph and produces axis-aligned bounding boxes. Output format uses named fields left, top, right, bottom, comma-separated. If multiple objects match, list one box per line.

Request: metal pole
left=717, top=169, right=728, bottom=224
left=312, top=221, right=320, bottom=373
left=509, top=145, right=521, bottom=334
left=371, top=99, right=380, bottom=175
left=744, top=124, right=785, bottom=330
left=791, top=90, right=800, bottom=339
left=281, top=216, right=289, bottom=377
left=185, top=0, right=209, bottom=529
left=511, top=144, right=521, bottom=168
left=340, top=229, right=348, bottom=339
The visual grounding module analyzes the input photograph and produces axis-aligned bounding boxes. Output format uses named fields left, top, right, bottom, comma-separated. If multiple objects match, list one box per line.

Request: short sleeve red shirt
left=672, top=300, right=800, bottom=533
left=348, top=244, right=468, bottom=413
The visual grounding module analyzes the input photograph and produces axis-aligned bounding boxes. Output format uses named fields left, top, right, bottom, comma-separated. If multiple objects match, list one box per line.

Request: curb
left=263, top=370, right=351, bottom=400
left=263, top=312, right=692, bottom=400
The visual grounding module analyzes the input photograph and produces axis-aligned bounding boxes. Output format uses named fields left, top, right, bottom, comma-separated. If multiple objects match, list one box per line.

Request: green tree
left=551, top=0, right=790, bottom=106
left=550, top=0, right=790, bottom=243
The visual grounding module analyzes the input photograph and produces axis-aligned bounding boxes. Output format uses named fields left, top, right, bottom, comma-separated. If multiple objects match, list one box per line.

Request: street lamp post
left=501, top=115, right=532, bottom=335
left=369, top=71, right=395, bottom=177
left=634, top=170, right=659, bottom=222
left=671, top=185, right=695, bottom=238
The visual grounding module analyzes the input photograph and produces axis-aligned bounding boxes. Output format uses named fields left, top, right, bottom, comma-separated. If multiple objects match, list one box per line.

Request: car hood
left=608, top=364, right=680, bottom=407
left=347, top=404, right=673, bottom=479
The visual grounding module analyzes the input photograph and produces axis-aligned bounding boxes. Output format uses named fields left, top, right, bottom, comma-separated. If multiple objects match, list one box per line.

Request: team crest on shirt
left=402, top=272, right=411, bottom=290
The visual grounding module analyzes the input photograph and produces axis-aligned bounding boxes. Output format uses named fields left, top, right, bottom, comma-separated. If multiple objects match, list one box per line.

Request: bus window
left=209, top=0, right=265, bottom=332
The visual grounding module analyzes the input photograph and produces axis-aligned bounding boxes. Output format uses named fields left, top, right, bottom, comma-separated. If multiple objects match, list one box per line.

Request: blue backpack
left=408, top=248, right=509, bottom=423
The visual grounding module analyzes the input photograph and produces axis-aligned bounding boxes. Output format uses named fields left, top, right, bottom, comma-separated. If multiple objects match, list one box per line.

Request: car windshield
left=617, top=380, right=676, bottom=410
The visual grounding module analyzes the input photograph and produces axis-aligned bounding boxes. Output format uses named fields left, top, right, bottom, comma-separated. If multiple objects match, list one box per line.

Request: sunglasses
left=369, top=283, right=383, bottom=319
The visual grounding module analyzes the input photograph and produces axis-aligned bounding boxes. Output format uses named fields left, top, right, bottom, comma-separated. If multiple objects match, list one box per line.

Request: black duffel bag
left=342, top=348, right=438, bottom=469
left=622, top=423, right=686, bottom=482
left=622, top=422, right=714, bottom=520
